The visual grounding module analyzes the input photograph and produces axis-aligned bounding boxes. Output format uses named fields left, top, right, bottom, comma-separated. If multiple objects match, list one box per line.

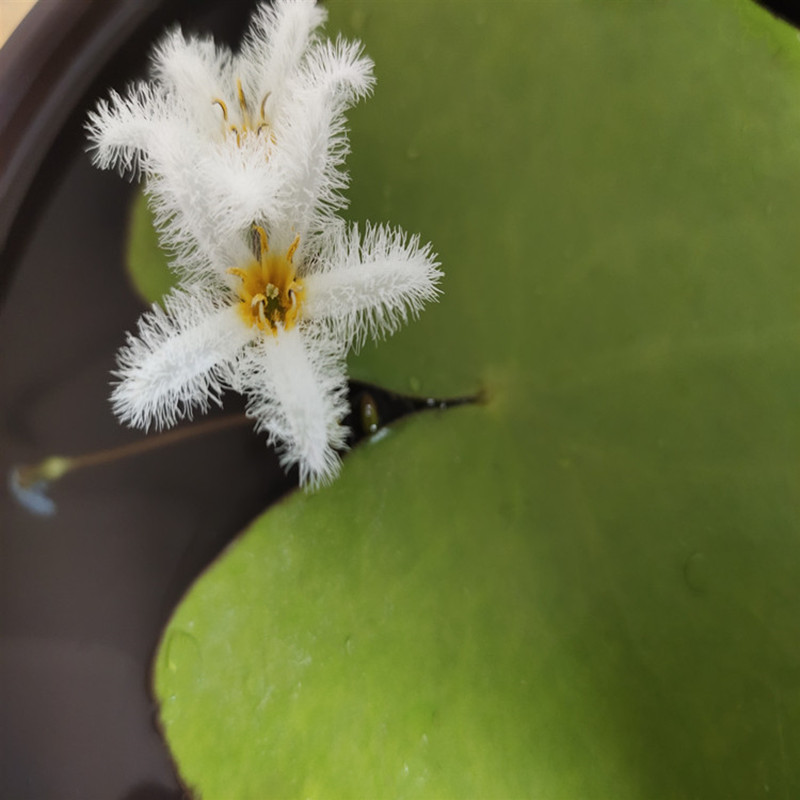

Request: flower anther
left=213, top=80, right=274, bottom=148
left=228, top=227, right=305, bottom=333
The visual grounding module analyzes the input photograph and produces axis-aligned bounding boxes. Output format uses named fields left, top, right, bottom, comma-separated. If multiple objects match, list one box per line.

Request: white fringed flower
left=88, top=0, right=442, bottom=488
left=112, top=221, right=441, bottom=488
left=86, top=0, right=375, bottom=280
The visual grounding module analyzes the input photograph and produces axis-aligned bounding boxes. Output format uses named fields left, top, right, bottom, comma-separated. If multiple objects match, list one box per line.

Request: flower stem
left=10, top=413, right=250, bottom=515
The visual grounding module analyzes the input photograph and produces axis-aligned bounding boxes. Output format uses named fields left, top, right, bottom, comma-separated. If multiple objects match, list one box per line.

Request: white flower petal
left=303, top=223, right=443, bottom=348
left=297, top=36, right=375, bottom=108
left=144, top=144, right=260, bottom=282
left=85, top=83, right=173, bottom=175
left=267, top=39, right=375, bottom=241
left=265, top=98, right=350, bottom=245
left=234, top=326, right=349, bottom=488
left=238, top=0, right=327, bottom=112
left=152, top=28, right=233, bottom=134
left=192, top=141, right=283, bottom=242
left=90, top=97, right=255, bottom=279
left=111, top=289, right=253, bottom=431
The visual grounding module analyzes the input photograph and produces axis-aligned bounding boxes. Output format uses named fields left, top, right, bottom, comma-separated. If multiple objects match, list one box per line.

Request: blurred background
left=0, top=0, right=35, bottom=47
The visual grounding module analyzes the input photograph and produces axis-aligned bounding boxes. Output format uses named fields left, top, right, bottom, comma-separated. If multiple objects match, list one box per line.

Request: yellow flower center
left=228, top=226, right=305, bottom=334
left=212, top=78, right=274, bottom=147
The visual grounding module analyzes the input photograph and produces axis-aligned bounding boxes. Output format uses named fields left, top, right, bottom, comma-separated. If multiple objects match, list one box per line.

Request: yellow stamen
left=253, top=224, right=269, bottom=258
left=213, top=80, right=273, bottom=149
left=227, top=234, right=306, bottom=335
left=212, top=98, right=229, bottom=121
left=237, top=78, right=248, bottom=113
left=286, top=233, right=300, bottom=263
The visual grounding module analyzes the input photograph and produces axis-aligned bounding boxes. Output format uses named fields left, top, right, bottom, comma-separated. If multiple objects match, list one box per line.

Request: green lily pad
left=125, top=188, right=174, bottom=304
left=153, top=0, right=800, bottom=797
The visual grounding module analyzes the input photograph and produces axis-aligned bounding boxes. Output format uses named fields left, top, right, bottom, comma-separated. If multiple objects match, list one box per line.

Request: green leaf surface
left=126, top=188, right=174, bottom=304
left=154, top=0, right=800, bottom=797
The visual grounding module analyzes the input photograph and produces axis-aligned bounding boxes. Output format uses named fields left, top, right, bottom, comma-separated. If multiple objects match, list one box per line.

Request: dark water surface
left=0, top=2, right=286, bottom=798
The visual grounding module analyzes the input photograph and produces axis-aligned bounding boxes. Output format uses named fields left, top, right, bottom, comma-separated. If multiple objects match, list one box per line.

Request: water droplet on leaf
left=360, top=393, right=380, bottom=435
left=163, top=629, right=201, bottom=677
